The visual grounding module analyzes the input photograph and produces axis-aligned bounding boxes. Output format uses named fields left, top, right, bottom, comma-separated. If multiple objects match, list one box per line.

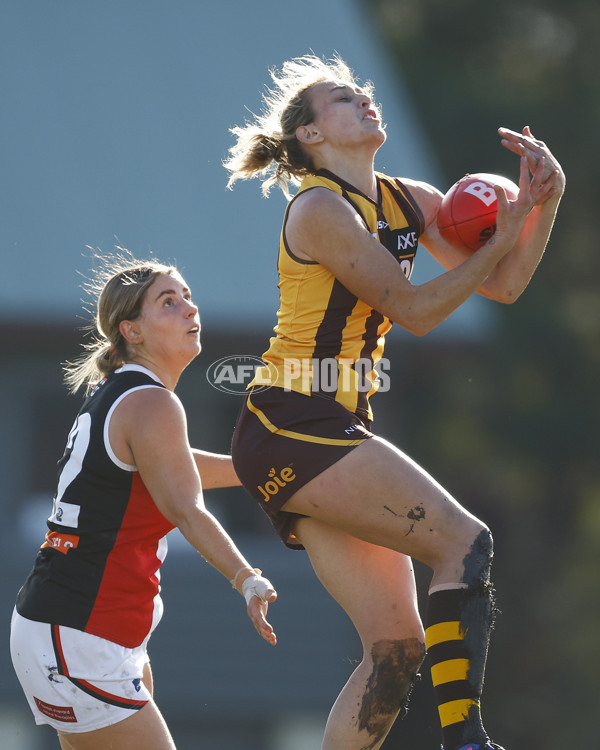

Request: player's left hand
left=498, top=126, right=566, bottom=205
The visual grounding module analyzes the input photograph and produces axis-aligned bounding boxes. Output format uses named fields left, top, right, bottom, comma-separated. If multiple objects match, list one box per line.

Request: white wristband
left=230, top=567, right=256, bottom=589
left=241, top=573, right=275, bottom=605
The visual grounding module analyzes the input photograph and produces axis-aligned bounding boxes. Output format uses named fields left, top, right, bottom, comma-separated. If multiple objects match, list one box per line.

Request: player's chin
left=372, top=127, right=386, bottom=145
left=360, top=125, right=386, bottom=145
left=185, top=339, right=202, bottom=360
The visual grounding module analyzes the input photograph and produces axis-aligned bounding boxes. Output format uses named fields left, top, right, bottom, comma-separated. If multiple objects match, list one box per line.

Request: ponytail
left=224, top=54, right=371, bottom=198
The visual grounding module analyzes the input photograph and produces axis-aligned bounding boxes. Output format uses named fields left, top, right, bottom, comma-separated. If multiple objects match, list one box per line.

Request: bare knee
left=358, top=637, right=426, bottom=735
left=378, top=636, right=426, bottom=676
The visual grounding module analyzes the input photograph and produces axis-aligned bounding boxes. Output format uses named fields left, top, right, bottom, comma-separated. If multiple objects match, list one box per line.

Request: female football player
left=224, top=54, right=564, bottom=750
left=11, top=253, right=277, bottom=750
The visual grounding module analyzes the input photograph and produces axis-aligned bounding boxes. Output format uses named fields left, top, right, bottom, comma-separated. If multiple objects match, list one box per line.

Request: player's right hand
left=242, top=573, right=277, bottom=645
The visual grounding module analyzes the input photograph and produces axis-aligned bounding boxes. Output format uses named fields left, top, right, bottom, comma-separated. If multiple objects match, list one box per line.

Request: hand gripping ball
left=437, top=172, right=519, bottom=252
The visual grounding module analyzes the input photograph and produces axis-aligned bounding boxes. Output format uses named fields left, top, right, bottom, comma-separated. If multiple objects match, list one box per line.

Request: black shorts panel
left=231, top=387, right=373, bottom=549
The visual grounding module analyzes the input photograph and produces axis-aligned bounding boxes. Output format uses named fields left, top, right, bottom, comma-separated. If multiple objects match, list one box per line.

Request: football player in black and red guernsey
left=11, top=254, right=277, bottom=750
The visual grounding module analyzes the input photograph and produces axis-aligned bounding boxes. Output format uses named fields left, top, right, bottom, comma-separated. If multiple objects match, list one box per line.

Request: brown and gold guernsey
left=251, top=168, right=425, bottom=421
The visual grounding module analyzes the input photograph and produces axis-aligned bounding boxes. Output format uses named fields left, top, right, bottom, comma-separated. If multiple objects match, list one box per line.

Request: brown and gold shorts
left=231, top=387, right=373, bottom=549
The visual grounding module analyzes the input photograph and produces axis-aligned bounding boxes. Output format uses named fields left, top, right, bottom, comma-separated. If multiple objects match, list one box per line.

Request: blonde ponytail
left=224, top=54, right=373, bottom=198
left=63, top=249, right=176, bottom=395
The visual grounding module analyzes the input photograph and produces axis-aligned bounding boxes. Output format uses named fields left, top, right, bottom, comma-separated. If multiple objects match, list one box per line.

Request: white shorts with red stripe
left=10, top=609, right=152, bottom=733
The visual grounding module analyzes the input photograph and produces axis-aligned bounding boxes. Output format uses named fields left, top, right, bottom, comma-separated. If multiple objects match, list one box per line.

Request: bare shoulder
left=121, top=383, right=181, bottom=408
left=108, top=385, right=186, bottom=466
left=288, top=185, right=351, bottom=221
left=286, top=187, right=370, bottom=261
left=115, top=386, right=186, bottom=431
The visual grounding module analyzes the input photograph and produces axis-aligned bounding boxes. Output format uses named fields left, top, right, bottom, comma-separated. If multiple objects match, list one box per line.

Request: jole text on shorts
left=258, top=466, right=297, bottom=502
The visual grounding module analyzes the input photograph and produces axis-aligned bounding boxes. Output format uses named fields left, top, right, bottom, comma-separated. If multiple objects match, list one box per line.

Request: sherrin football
left=437, top=173, right=519, bottom=252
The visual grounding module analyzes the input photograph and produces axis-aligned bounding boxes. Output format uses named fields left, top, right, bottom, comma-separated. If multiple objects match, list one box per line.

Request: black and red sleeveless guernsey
left=16, top=364, right=175, bottom=648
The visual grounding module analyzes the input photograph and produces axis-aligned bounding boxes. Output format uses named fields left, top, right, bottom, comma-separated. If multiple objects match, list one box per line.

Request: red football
left=437, top=172, right=519, bottom=252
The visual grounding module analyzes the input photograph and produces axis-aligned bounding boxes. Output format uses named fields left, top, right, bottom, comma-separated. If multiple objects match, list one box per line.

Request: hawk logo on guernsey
left=257, top=466, right=297, bottom=502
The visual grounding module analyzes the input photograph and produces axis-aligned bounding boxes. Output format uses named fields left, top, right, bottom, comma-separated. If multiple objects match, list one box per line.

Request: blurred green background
left=370, top=1, right=600, bottom=747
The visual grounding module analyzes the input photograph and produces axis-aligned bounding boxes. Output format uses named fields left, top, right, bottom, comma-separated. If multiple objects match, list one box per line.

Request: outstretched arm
left=286, top=159, right=536, bottom=336
left=113, top=388, right=277, bottom=645
left=477, top=126, right=565, bottom=301
left=417, top=127, right=565, bottom=303
left=192, top=449, right=241, bottom=489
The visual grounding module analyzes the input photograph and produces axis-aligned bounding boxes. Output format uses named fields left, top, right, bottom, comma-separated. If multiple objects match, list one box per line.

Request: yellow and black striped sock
left=425, top=585, right=493, bottom=750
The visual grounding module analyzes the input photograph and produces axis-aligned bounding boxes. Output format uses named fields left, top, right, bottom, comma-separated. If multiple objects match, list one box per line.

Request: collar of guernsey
left=248, top=168, right=425, bottom=421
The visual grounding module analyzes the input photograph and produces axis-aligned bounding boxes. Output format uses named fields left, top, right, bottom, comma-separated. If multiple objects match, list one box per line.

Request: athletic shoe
left=444, top=744, right=505, bottom=750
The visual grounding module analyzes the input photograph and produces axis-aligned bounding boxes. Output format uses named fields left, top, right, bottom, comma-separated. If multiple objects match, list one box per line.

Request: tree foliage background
left=365, top=2, right=600, bottom=748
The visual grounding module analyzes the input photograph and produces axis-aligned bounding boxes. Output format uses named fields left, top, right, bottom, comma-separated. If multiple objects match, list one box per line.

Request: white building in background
left=0, top=0, right=487, bottom=332
left=0, top=3, right=480, bottom=749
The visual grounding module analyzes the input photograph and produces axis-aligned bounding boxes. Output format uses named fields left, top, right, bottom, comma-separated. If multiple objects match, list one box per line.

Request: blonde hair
left=64, top=249, right=177, bottom=395
left=224, top=54, right=376, bottom=199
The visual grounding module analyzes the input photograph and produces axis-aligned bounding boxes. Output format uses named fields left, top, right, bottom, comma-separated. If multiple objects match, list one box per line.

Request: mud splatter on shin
left=357, top=637, right=425, bottom=750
